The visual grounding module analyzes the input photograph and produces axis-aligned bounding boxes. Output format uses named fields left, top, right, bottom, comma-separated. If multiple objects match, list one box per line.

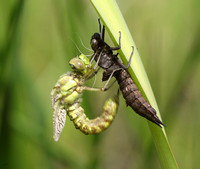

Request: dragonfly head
left=69, top=54, right=89, bottom=74
left=69, top=58, right=85, bottom=72
left=90, top=33, right=102, bottom=51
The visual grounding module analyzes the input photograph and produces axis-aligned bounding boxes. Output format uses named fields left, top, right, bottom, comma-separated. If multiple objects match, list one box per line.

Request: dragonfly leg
left=98, top=18, right=101, bottom=36
left=98, top=19, right=121, bottom=50
left=115, top=46, right=134, bottom=70
left=110, top=31, right=121, bottom=50
left=93, top=51, right=103, bottom=70
left=102, top=25, right=105, bottom=41
left=81, top=77, right=117, bottom=92
left=81, top=86, right=106, bottom=92
left=89, top=52, right=96, bottom=64
left=94, top=67, right=101, bottom=75
left=89, top=50, right=103, bottom=70
left=98, top=18, right=105, bottom=41
left=104, top=79, right=117, bottom=91
left=102, top=68, right=122, bottom=90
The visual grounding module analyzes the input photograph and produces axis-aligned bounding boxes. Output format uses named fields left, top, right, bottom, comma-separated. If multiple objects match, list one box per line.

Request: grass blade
left=90, top=0, right=179, bottom=168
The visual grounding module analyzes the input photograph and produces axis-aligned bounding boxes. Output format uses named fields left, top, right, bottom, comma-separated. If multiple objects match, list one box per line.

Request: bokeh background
left=1, top=0, right=200, bottom=169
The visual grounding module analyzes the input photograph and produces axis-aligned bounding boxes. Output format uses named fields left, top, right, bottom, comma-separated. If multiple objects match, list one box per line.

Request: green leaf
left=90, top=0, right=179, bottom=168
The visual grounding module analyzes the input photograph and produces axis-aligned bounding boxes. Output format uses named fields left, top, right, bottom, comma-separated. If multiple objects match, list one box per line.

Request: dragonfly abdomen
left=115, top=69, right=164, bottom=127
left=68, top=96, right=118, bottom=134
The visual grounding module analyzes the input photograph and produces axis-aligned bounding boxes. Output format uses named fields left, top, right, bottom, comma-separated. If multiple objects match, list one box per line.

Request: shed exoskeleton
left=90, top=19, right=164, bottom=127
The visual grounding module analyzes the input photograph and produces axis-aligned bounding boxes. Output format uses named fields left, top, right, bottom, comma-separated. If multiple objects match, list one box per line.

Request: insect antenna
left=73, top=33, right=93, bottom=52
left=78, top=36, right=93, bottom=52
left=70, top=38, right=83, bottom=53
left=69, top=38, right=92, bottom=57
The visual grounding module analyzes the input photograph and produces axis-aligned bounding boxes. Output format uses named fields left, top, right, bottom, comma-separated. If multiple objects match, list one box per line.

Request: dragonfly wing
left=51, top=88, right=67, bottom=141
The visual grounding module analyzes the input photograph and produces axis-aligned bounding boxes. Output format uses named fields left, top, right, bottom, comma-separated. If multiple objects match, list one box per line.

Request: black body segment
left=90, top=19, right=164, bottom=127
left=114, top=69, right=163, bottom=127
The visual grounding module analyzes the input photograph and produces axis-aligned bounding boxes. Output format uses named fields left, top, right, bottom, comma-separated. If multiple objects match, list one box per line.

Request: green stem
left=90, top=0, right=179, bottom=168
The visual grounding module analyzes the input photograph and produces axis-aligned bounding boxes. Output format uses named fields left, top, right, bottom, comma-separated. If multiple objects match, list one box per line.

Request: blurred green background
left=0, top=0, right=200, bottom=168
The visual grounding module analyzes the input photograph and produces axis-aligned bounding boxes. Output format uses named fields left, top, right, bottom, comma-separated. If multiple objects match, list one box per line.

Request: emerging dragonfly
left=51, top=54, right=119, bottom=141
left=90, top=19, right=164, bottom=127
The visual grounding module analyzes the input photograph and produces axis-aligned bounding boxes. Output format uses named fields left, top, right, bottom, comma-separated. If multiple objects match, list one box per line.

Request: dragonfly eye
left=90, top=33, right=101, bottom=51
left=91, top=39, right=98, bottom=50
left=69, top=58, right=85, bottom=71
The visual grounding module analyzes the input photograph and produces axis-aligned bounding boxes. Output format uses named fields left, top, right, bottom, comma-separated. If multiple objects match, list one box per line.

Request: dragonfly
left=90, top=19, right=164, bottom=127
left=51, top=54, right=119, bottom=141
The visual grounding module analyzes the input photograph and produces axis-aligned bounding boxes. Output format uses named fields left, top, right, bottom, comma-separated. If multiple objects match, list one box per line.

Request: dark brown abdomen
left=114, top=69, right=164, bottom=127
